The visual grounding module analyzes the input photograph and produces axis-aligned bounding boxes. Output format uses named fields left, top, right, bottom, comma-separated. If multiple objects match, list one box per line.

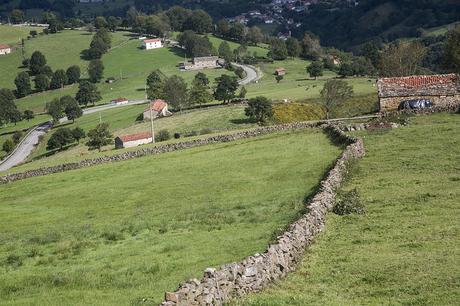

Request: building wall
left=0, top=48, right=11, bottom=55
left=143, top=41, right=162, bottom=50
left=143, top=109, right=160, bottom=120
left=379, top=95, right=460, bottom=111
left=118, top=138, right=152, bottom=149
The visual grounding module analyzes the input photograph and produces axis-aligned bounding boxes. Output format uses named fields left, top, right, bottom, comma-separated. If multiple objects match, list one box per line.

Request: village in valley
left=0, top=0, right=459, bottom=305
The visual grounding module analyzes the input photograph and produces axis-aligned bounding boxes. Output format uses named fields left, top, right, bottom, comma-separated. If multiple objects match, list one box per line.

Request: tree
left=218, top=41, right=234, bottom=64
left=2, top=139, right=14, bottom=153
left=194, top=72, right=209, bottom=87
left=66, top=65, right=81, bottom=84
left=9, top=109, right=22, bottom=125
left=301, top=33, right=322, bottom=60
left=320, top=79, right=354, bottom=119
left=107, top=16, right=121, bottom=32
left=216, top=19, right=230, bottom=38
left=76, top=80, right=101, bottom=107
left=12, top=131, right=22, bottom=144
left=275, top=75, right=284, bottom=83
left=34, top=74, right=50, bottom=92
left=361, top=42, right=381, bottom=67
left=9, top=9, right=24, bottom=24
left=184, top=9, right=212, bottom=34
left=0, top=89, right=20, bottom=125
left=191, top=36, right=214, bottom=57
left=307, top=61, right=324, bottom=80
left=50, top=69, right=68, bottom=89
left=146, top=70, right=164, bottom=100
left=247, top=26, right=264, bottom=45
left=245, top=96, right=273, bottom=125
left=338, top=62, right=354, bottom=78
left=72, top=127, right=86, bottom=143
left=379, top=41, right=426, bottom=77
left=443, top=26, right=460, bottom=74
left=47, top=127, right=74, bottom=150
left=166, top=6, right=191, bottom=31
left=189, top=76, right=212, bottom=107
left=214, top=75, right=239, bottom=104
left=88, top=59, right=104, bottom=83
left=163, top=75, right=188, bottom=111
left=46, top=98, right=65, bottom=122
left=239, top=86, right=247, bottom=98
left=88, top=28, right=112, bottom=59
left=229, top=23, right=246, bottom=42
left=39, top=65, right=53, bottom=78
left=269, top=39, right=288, bottom=60
left=14, top=72, right=32, bottom=97
left=30, top=30, right=38, bottom=38
left=30, top=51, right=47, bottom=75
left=86, top=123, right=113, bottom=151
left=23, top=110, right=34, bottom=121
left=62, top=95, right=82, bottom=122
left=94, top=16, right=108, bottom=29
left=286, top=37, right=301, bottom=58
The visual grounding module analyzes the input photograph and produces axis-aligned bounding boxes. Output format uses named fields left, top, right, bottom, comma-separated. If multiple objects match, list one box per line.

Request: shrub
left=2, top=139, right=15, bottom=153
left=12, top=131, right=23, bottom=144
left=185, top=131, right=198, bottom=137
left=200, top=128, right=213, bottom=135
left=156, top=129, right=170, bottom=142
left=5, top=254, right=22, bottom=267
left=273, top=102, right=326, bottom=123
left=333, top=188, right=365, bottom=215
left=174, top=133, right=181, bottom=139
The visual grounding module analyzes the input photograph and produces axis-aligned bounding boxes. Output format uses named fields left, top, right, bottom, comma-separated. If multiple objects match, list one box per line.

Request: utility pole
left=146, top=84, right=155, bottom=143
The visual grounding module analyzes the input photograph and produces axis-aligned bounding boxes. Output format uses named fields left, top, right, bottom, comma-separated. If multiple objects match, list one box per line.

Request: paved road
left=233, top=63, right=260, bottom=85
left=1, top=100, right=150, bottom=171
left=0, top=121, right=52, bottom=172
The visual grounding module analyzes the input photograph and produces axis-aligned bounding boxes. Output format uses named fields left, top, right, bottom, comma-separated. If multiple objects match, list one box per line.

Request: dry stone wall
left=159, top=125, right=365, bottom=306
left=380, top=95, right=460, bottom=111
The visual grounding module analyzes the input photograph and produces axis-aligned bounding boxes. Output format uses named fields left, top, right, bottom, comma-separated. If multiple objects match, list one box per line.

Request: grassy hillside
left=0, top=129, right=341, bottom=305
left=234, top=113, right=460, bottom=305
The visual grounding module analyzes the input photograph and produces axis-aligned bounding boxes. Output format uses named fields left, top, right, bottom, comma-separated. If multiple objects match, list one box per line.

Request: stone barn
left=115, top=132, right=152, bottom=149
left=377, top=74, right=460, bottom=111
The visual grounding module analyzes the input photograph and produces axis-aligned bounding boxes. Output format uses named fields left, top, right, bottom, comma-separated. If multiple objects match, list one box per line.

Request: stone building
left=180, top=56, right=221, bottom=70
left=114, top=131, right=152, bottom=149
left=377, top=74, right=460, bottom=111
left=143, top=99, right=172, bottom=120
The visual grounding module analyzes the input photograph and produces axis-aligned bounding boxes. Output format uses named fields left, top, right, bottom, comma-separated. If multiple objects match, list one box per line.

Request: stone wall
left=0, top=121, right=320, bottom=184
left=379, top=95, right=460, bottom=111
left=159, top=125, right=365, bottom=306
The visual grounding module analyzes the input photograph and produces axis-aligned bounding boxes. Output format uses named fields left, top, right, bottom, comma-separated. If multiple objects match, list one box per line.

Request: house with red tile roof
left=377, top=74, right=460, bottom=111
left=275, top=67, right=285, bottom=76
left=143, top=99, right=172, bottom=120
left=114, top=131, right=153, bottom=149
left=142, top=38, right=162, bottom=50
left=0, top=44, right=11, bottom=55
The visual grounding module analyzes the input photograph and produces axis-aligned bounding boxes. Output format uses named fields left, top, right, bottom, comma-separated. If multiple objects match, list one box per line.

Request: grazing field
left=234, top=114, right=460, bottom=305
left=0, top=25, right=42, bottom=46
left=0, top=129, right=342, bottom=305
left=245, top=58, right=377, bottom=101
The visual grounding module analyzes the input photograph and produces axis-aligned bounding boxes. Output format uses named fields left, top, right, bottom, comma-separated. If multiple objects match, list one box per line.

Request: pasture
left=234, top=113, right=460, bottom=305
left=0, top=129, right=341, bottom=305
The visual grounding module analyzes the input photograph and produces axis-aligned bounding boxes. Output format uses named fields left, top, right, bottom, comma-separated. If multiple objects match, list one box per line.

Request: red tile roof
left=111, top=97, right=128, bottom=103
left=275, top=67, right=285, bottom=72
left=144, top=38, right=161, bottom=43
left=144, top=99, right=167, bottom=112
left=380, top=74, right=458, bottom=88
left=117, top=131, right=152, bottom=142
left=0, top=44, right=10, bottom=50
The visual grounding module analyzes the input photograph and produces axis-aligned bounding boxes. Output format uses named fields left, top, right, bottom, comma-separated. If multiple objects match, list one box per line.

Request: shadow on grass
left=230, top=118, right=254, bottom=125
left=31, top=143, right=79, bottom=161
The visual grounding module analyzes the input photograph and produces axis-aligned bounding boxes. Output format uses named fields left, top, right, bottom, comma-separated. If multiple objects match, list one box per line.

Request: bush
left=156, top=129, right=170, bottom=142
left=12, top=131, right=23, bottom=144
left=200, top=128, right=213, bottom=135
left=5, top=254, right=22, bottom=267
left=273, top=102, right=326, bottom=123
left=2, top=139, right=15, bottom=153
left=333, top=188, right=365, bottom=215
left=174, top=133, right=181, bottom=139
left=185, top=131, right=198, bottom=137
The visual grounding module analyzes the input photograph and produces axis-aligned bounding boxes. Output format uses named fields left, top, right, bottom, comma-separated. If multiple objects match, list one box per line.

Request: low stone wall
left=0, top=121, right=320, bottom=184
left=160, top=125, right=365, bottom=306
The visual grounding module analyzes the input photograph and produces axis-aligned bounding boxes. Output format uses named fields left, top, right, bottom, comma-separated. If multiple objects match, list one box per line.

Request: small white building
left=0, top=44, right=11, bottom=55
left=142, top=38, right=162, bottom=50
left=115, top=131, right=153, bottom=149
left=110, top=97, right=129, bottom=105
left=143, top=99, right=172, bottom=120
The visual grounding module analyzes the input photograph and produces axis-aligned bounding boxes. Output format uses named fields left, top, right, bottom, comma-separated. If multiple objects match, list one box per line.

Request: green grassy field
left=234, top=113, right=460, bottom=305
left=245, top=58, right=377, bottom=101
left=0, top=129, right=342, bottom=305
left=0, top=24, right=42, bottom=46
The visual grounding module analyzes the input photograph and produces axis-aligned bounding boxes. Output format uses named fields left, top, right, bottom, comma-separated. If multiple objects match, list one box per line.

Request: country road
left=233, top=63, right=261, bottom=85
left=0, top=100, right=149, bottom=172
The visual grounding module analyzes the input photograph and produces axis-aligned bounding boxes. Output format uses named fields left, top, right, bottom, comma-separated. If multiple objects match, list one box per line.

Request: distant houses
left=180, top=56, right=222, bottom=71
left=110, top=98, right=129, bottom=105
left=143, top=99, right=172, bottom=120
left=0, top=44, right=11, bottom=55
left=115, top=131, right=152, bottom=149
left=142, top=38, right=162, bottom=50
left=377, top=74, right=460, bottom=111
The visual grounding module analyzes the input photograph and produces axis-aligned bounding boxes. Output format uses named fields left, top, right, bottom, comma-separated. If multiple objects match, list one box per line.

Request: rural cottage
left=377, top=74, right=460, bottom=111
left=115, top=131, right=152, bottom=149
left=143, top=99, right=172, bottom=120
left=0, top=44, right=11, bottom=55
left=180, top=56, right=221, bottom=70
left=142, top=38, right=162, bottom=50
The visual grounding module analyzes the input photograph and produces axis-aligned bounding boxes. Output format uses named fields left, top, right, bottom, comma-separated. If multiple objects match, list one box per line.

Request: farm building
left=0, top=44, right=11, bottom=55
left=377, top=74, right=460, bottom=111
left=110, top=97, right=129, bottom=105
left=180, top=56, right=221, bottom=70
left=143, top=99, right=172, bottom=120
left=142, top=38, right=162, bottom=50
left=115, top=131, right=153, bottom=149
left=275, top=68, right=285, bottom=76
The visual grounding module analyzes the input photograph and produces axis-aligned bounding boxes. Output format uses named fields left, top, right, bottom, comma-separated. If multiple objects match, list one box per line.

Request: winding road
left=0, top=100, right=149, bottom=172
left=233, top=63, right=261, bottom=85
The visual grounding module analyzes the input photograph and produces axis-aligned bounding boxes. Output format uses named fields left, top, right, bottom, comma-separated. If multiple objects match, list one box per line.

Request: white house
left=115, top=131, right=153, bottom=149
left=0, top=44, right=11, bottom=55
left=143, top=99, right=172, bottom=120
left=142, top=38, right=162, bottom=50
left=110, top=97, right=129, bottom=105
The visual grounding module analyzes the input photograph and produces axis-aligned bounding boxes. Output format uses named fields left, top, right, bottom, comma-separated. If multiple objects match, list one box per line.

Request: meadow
left=0, top=129, right=342, bottom=305
left=234, top=113, right=460, bottom=305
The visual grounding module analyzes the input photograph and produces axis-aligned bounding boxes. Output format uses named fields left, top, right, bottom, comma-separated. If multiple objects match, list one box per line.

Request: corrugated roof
left=117, top=131, right=152, bottom=142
